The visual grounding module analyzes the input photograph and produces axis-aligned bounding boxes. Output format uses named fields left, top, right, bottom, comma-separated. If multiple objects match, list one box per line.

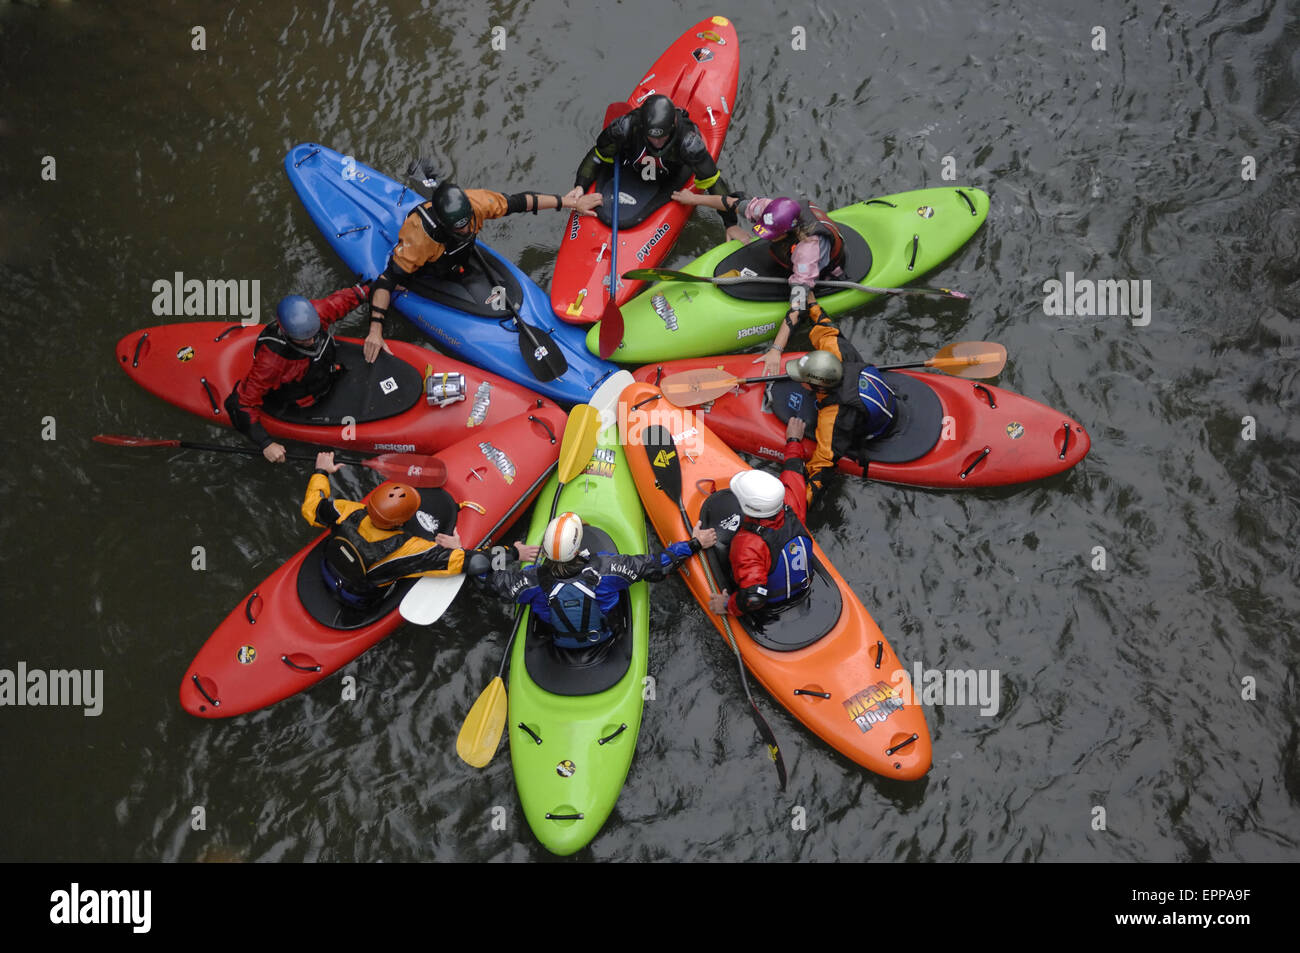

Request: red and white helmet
left=730, top=470, right=785, bottom=518
left=542, top=512, right=584, bottom=563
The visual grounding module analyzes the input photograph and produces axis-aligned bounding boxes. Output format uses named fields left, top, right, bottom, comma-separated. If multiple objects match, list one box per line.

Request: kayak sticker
left=1005, top=421, right=1025, bottom=440
left=373, top=443, right=416, bottom=453
left=176, top=345, right=195, bottom=362
left=652, top=448, right=676, bottom=469
left=720, top=513, right=741, bottom=532
left=568, top=212, right=581, bottom=241
left=692, top=47, right=714, bottom=62
left=479, top=442, right=516, bottom=484
left=583, top=447, right=616, bottom=478
left=737, top=322, right=778, bottom=341
left=415, top=512, right=440, bottom=534
left=379, top=376, right=398, bottom=395
left=556, top=760, right=576, bottom=778
left=237, top=645, right=257, bottom=665
left=636, top=223, right=671, bottom=262
left=917, top=206, right=935, bottom=218
left=467, top=381, right=491, bottom=427
left=844, top=681, right=904, bottom=733
left=651, top=294, right=679, bottom=331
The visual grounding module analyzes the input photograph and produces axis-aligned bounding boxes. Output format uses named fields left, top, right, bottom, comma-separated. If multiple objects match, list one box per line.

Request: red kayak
left=116, top=322, right=548, bottom=455
left=551, top=16, right=740, bottom=324
left=634, top=354, right=1090, bottom=488
left=179, top=405, right=567, bottom=718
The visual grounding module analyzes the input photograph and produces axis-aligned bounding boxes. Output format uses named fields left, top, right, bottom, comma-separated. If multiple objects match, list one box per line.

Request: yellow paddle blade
left=557, top=403, right=601, bottom=484
left=927, top=341, right=1007, bottom=378
left=456, top=676, right=507, bottom=768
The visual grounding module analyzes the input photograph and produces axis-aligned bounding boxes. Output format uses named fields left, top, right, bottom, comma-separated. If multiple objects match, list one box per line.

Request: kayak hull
left=552, top=16, right=740, bottom=324
left=633, top=354, right=1090, bottom=487
left=590, top=187, right=990, bottom=363
left=618, top=381, right=932, bottom=779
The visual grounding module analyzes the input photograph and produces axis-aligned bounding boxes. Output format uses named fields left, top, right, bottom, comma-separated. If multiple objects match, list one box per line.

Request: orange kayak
left=618, top=381, right=932, bottom=779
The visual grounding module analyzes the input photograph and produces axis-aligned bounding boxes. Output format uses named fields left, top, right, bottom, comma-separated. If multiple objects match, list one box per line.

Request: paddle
left=399, top=575, right=465, bottom=626
left=660, top=342, right=1009, bottom=406
left=471, top=247, right=569, bottom=384
left=596, top=157, right=625, bottom=360
left=621, top=266, right=971, bottom=301
left=93, top=434, right=448, bottom=486
left=455, top=404, right=601, bottom=768
left=640, top=421, right=788, bottom=791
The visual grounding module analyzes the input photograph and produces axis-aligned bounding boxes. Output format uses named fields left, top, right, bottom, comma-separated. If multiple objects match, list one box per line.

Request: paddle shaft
left=472, top=247, right=567, bottom=382
left=622, top=267, right=968, bottom=300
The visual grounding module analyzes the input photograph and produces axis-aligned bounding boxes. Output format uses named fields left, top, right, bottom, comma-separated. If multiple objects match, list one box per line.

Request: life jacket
left=539, top=563, right=614, bottom=649
left=768, top=201, right=846, bottom=275
left=253, top=326, right=340, bottom=408
left=618, top=108, right=697, bottom=179
left=413, top=202, right=478, bottom=280
left=741, top=506, right=814, bottom=605
left=319, top=510, right=408, bottom=607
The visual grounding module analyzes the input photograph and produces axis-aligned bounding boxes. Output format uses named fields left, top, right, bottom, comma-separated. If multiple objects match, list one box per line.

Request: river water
left=1, top=0, right=1297, bottom=863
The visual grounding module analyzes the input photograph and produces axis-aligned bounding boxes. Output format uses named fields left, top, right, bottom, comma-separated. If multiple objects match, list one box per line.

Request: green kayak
left=508, top=371, right=649, bottom=856
left=587, top=187, right=990, bottom=364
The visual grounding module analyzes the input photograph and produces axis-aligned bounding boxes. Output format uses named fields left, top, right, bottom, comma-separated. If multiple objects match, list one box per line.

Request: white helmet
left=542, top=512, right=584, bottom=563
left=730, top=470, right=785, bottom=518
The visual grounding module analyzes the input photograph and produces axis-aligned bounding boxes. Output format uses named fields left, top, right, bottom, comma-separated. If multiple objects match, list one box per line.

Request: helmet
left=542, top=512, right=584, bottom=563
left=751, top=197, right=801, bottom=240
left=787, top=350, right=843, bottom=389
left=276, top=296, right=319, bottom=340
left=730, top=469, right=785, bottom=519
left=857, top=366, right=897, bottom=439
left=430, top=182, right=474, bottom=235
left=366, top=482, right=421, bottom=529
left=639, top=94, right=677, bottom=141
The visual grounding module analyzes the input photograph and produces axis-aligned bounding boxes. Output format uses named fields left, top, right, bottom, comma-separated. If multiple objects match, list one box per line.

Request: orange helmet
left=366, top=482, right=421, bottom=529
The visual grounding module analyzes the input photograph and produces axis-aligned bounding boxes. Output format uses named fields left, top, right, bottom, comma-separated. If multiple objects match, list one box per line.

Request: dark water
left=1, top=0, right=1297, bottom=863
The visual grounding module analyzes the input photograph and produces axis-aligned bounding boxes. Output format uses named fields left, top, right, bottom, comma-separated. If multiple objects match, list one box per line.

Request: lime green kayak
left=587, top=187, right=990, bottom=363
left=508, top=371, right=648, bottom=856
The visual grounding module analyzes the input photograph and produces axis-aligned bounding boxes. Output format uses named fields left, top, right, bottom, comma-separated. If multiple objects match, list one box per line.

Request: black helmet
left=639, top=94, right=677, bottom=141
left=429, top=182, right=474, bottom=235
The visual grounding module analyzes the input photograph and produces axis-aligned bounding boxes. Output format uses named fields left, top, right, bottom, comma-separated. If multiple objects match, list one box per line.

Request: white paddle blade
left=399, top=574, right=467, bottom=626
left=589, top=369, right=636, bottom=434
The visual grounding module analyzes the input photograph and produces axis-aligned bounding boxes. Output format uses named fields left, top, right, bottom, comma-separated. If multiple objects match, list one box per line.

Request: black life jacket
left=319, top=510, right=409, bottom=606
left=740, top=506, right=814, bottom=604
left=414, top=202, right=478, bottom=279
left=253, top=325, right=340, bottom=407
left=619, top=108, right=699, bottom=178
left=768, top=201, right=846, bottom=275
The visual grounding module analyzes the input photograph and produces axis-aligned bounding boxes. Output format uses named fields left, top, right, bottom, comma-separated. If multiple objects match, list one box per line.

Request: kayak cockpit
left=270, top=342, right=422, bottom=426
left=711, top=223, right=872, bottom=302
left=403, top=254, right=525, bottom=318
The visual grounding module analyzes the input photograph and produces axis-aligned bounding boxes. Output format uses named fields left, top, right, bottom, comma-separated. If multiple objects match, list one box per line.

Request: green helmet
left=786, top=350, right=843, bottom=388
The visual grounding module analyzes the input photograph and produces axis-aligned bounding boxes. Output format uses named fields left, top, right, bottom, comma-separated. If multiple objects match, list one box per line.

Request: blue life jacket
left=857, top=365, right=897, bottom=440
left=545, top=567, right=614, bottom=649
left=743, top=506, right=813, bottom=605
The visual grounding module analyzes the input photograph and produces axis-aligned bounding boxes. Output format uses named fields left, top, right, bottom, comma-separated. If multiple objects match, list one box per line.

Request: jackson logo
left=373, top=443, right=416, bottom=452
left=237, top=645, right=256, bottom=665
left=568, top=212, right=581, bottom=241
left=467, top=381, right=491, bottom=427
left=843, top=681, right=905, bottom=733
left=416, top=512, right=439, bottom=534
left=652, top=449, right=676, bottom=468
left=651, top=294, right=678, bottom=331
left=636, top=223, right=671, bottom=262
left=1005, top=421, right=1025, bottom=440
left=584, top=447, right=616, bottom=478
left=176, top=345, right=195, bottom=362
left=479, top=442, right=516, bottom=483
left=757, top=446, right=782, bottom=458
left=737, top=322, right=778, bottom=340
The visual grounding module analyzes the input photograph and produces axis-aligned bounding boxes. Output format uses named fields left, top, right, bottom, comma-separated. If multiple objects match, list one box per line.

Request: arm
left=311, top=283, right=370, bottom=326
left=574, top=116, right=632, bottom=189
left=724, top=533, right=773, bottom=617
left=301, top=453, right=347, bottom=527
left=779, top=422, right=809, bottom=523
left=231, top=345, right=297, bottom=455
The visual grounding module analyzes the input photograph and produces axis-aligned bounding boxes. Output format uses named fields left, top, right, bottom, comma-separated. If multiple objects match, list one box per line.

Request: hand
left=753, top=347, right=781, bottom=378
left=514, top=541, right=540, bottom=562
left=786, top=417, right=806, bottom=441
left=263, top=442, right=287, bottom=464
left=671, top=189, right=702, bottom=206
left=724, top=224, right=749, bottom=244
left=574, top=192, right=602, bottom=216
left=708, top=590, right=729, bottom=613
left=315, top=451, right=344, bottom=473
left=363, top=326, right=385, bottom=363
left=691, top=521, right=717, bottom=549
left=435, top=532, right=463, bottom=550
left=564, top=186, right=585, bottom=205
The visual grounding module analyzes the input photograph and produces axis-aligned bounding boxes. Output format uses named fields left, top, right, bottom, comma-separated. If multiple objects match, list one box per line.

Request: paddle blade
left=363, top=454, right=447, bottom=487
left=596, top=302, right=624, bottom=360
left=93, top=434, right=181, bottom=448
left=620, top=267, right=702, bottom=283
left=659, top=368, right=743, bottom=407
left=514, top=320, right=567, bottom=383
left=641, top=425, right=683, bottom=502
left=456, top=675, right=508, bottom=768
left=928, top=341, right=1007, bottom=378
left=557, top=404, right=601, bottom=484
left=399, top=574, right=466, bottom=626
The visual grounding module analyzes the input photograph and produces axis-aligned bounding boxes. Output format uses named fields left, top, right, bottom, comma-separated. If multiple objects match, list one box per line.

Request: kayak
left=507, top=371, right=648, bottom=855
left=618, top=381, right=932, bottom=779
left=283, top=143, right=621, bottom=406
left=588, top=187, right=991, bottom=363
left=179, top=405, right=568, bottom=718
left=633, top=354, right=1091, bottom=487
left=116, top=321, right=556, bottom=456
left=551, top=16, right=740, bottom=324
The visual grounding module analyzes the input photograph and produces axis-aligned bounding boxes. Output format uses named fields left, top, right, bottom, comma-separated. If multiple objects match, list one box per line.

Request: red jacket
left=725, top=438, right=808, bottom=616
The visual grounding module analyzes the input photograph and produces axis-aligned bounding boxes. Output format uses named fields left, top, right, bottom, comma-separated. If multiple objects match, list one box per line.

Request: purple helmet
left=751, top=198, right=801, bottom=240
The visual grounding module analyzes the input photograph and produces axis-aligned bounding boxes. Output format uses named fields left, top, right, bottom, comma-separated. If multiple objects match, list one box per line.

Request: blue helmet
left=276, top=296, right=319, bottom=340
left=857, top=366, right=897, bottom=439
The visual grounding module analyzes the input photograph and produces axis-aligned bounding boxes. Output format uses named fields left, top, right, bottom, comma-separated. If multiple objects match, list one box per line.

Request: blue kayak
left=283, top=143, right=620, bottom=406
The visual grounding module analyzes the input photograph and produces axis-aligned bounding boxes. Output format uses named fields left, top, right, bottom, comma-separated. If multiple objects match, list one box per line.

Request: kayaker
left=478, top=511, right=717, bottom=650
left=365, top=183, right=603, bottom=360
left=564, top=93, right=746, bottom=243
left=304, top=451, right=489, bottom=608
left=785, top=307, right=897, bottom=501
left=707, top=417, right=817, bottom=618
left=671, top=193, right=849, bottom=377
left=225, top=285, right=373, bottom=464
